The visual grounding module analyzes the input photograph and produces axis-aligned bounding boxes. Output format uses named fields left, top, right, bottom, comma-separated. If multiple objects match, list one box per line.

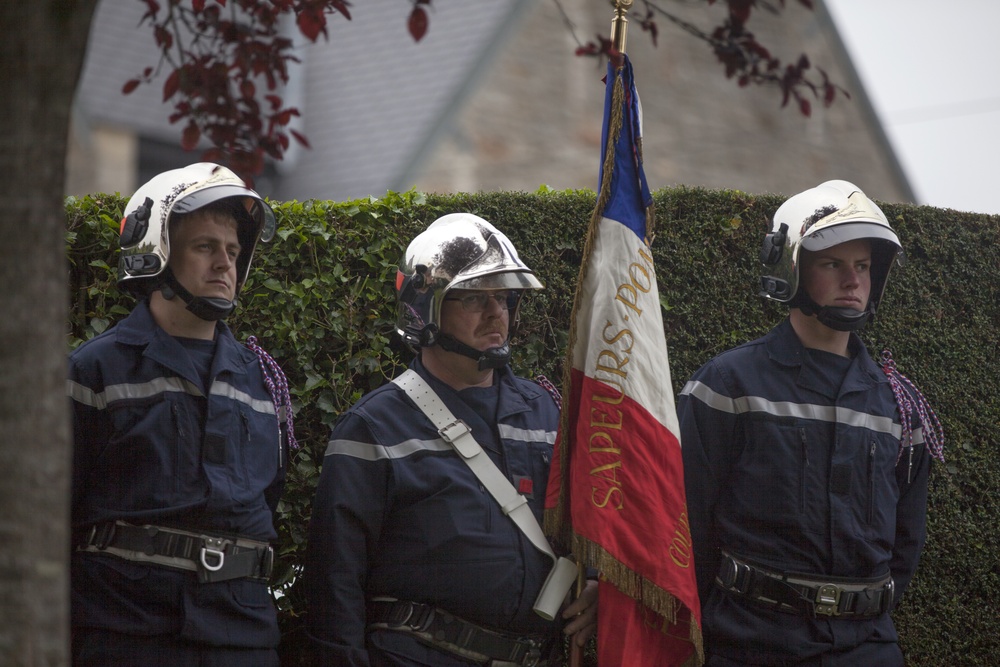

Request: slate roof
left=76, top=0, right=526, bottom=201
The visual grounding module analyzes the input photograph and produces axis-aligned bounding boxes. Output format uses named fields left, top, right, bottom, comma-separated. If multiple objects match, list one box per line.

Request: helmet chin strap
left=797, top=294, right=871, bottom=332
left=436, top=333, right=511, bottom=371
left=161, top=270, right=236, bottom=321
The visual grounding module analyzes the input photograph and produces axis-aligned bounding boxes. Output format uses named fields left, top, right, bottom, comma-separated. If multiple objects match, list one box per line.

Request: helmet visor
left=172, top=185, right=276, bottom=242
left=800, top=221, right=901, bottom=254
left=454, top=270, right=543, bottom=291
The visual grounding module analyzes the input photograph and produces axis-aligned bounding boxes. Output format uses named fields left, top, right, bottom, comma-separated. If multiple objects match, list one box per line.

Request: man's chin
left=201, top=287, right=235, bottom=300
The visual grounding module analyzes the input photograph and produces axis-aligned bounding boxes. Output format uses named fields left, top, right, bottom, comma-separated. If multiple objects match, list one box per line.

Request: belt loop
left=88, top=521, right=117, bottom=550
left=260, top=545, right=274, bottom=579
left=881, top=577, right=895, bottom=614
left=718, top=551, right=753, bottom=594
left=406, top=602, right=435, bottom=632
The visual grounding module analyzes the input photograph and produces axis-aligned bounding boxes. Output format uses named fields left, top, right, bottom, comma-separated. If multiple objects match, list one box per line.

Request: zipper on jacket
left=278, top=422, right=285, bottom=468
left=868, top=440, right=877, bottom=524
left=171, top=402, right=184, bottom=441
left=798, top=427, right=809, bottom=513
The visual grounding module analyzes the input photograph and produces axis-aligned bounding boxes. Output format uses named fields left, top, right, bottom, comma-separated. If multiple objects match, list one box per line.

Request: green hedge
left=65, top=187, right=1000, bottom=666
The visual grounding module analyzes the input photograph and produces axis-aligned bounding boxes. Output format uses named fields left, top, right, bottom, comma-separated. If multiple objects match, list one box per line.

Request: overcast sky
left=824, top=0, right=1000, bottom=215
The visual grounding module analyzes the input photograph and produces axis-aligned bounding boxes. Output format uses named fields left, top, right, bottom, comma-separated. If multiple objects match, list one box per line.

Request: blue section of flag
left=597, top=55, right=652, bottom=240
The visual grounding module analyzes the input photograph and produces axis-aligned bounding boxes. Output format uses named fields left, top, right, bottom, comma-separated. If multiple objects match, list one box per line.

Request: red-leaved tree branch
left=123, top=0, right=843, bottom=179
left=568, top=0, right=848, bottom=116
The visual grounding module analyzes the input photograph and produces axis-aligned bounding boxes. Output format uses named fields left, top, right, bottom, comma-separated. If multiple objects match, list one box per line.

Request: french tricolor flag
left=544, top=53, right=703, bottom=666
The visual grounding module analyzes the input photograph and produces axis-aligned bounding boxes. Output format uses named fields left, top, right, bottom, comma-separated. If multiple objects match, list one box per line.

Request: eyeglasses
left=444, top=290, right=517, bottom=313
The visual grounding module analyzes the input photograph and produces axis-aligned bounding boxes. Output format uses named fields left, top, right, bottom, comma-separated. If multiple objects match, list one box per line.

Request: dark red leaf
left=122, top=79, right=141, bottom=95
left=727, top=0, right=752, bottom=24
left=181, top=122, right=201, bottom=150
left=290, top=128, right=311, bottom=148
left=162, top=69, right=181, bottom=101
left=140, top=0, right=160, bottom=22
left=824, top=83, right=835, bottom=106
left=798, top=97, right=811, bottom=117
left=331, top=0, right=352, bottom=20
left=408, top=6, right=428, bottom=42
left=154, top=25, right=173, bottom=49
left=193, top=0, right=205, bottom=12
left=241, top=80, right=256, bottom=99
left=297, top=9, right=324, bottom=42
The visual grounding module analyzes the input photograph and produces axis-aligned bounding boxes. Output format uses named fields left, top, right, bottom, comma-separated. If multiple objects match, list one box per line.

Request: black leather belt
left=367, top=597, right=555, bottom=667
left=78, top=520, right=274, bottom=584
left=716, top=551, right=894, bottom=618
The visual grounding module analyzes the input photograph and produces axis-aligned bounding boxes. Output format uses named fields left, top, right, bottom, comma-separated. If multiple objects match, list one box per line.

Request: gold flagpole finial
left=611, top=0, right=633, bottom=54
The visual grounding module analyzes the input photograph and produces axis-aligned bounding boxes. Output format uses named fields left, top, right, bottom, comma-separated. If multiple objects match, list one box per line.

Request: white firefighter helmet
left=759, top=179, right=903, bottom=330
left=117, top=162, right=276, bottom=319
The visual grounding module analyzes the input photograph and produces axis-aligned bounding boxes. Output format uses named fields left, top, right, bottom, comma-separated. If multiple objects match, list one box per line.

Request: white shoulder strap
left=392, top=369, right=555, bottom=560
left=391, top=369, right=577, bottom=620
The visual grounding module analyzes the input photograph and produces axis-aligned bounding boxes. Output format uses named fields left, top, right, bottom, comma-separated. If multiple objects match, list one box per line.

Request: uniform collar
left=114, top=300, right=250, bottom=384
left=765, top=318, right=886, bottom=399
left=414, top=357, right=538, bottom=421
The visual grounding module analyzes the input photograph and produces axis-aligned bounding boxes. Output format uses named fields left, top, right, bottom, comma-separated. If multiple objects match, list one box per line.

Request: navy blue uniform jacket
left=678, top=319, right=930, bottom=663
left=67, top=301, right=286, bottom=648
left=306, top=358, right=560, bottom=666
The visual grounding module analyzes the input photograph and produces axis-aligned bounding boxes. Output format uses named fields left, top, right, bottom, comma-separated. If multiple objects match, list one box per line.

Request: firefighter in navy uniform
left=679, top=181, right=943, bottom=666
left=306, top=213, right=597, bottom=667
left=68, top=163, right=294, bottom=666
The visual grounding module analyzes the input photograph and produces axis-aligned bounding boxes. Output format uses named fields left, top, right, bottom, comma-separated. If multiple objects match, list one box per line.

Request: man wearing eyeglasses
left=306, top=213, right=597, bottom=666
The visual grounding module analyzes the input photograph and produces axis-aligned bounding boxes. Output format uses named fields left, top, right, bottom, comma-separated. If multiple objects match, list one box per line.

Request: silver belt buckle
left=814, top=583, right=841, bottom=616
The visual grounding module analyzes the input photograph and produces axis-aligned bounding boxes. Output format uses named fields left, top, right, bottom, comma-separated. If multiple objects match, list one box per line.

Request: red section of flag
left=518, top=477, right=534, bottom=495
left=597, top=581, right=701, bottom=666
left=544, top=53, right=703, bottom=666
left=568, top=372, right=690, bottom=578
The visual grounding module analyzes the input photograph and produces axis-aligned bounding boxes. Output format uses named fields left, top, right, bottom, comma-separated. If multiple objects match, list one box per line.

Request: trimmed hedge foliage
left=66, top=187, right=999, bottom=666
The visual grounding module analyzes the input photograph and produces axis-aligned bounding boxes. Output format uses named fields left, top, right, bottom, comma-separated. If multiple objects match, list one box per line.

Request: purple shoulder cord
left=879, top=349, right=944, bottom=467
left=246, top=336, right=298, bottom=452
left=534, top=374, right=562, bottom=411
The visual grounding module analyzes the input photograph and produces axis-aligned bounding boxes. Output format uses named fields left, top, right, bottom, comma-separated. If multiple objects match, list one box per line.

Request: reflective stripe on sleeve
left=325, top=437, right=453, bottom=460
left=67, top=376, right=202, bottom=409
left=67, top=377, right=275, bottom=417
left=211, top=381, right=276, bottom=416
left=498, top=424, right=557, bottom=445
left=681, top=379, right=903, bottom=440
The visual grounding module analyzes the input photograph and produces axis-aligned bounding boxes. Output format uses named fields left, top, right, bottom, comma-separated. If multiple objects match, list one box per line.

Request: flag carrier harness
left=367, top=370, right=579, bottom=666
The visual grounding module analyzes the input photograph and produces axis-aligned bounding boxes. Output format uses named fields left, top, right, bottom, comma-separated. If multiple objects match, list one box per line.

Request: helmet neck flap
left=161, top=269, right=236, bottom=321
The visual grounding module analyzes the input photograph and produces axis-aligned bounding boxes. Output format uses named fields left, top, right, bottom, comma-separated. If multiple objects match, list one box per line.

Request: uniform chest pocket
left=857, top=433, right=901, bottom=545
left=229, top=406, right=280, bottom=503
left=736, top=418, right=823, bottom=528
left=103, top=394, right=200, bottom=508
